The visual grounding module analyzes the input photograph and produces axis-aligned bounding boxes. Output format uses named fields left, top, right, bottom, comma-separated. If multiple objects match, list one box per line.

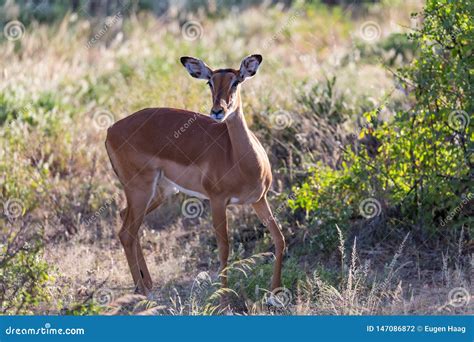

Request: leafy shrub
left=290, top=0, right=473, bottom=254
left=0, top=222, right=51, bottom=314
left=289, top=163, right=353, bottom=252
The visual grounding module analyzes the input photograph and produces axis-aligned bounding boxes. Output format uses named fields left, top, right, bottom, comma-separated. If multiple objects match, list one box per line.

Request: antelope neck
left=225, top=99, right=254, bottom=165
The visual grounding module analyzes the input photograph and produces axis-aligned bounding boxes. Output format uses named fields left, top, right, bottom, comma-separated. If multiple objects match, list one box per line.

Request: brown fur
left=105, top=55, right=285, bottom=299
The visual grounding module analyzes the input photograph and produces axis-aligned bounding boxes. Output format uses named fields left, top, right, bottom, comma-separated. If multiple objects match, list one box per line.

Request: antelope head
left=180, top=54, right=262, bottom=122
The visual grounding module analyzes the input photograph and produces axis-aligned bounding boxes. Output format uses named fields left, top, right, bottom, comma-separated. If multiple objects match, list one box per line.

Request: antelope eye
left=231, top=80, right=239, bottom=88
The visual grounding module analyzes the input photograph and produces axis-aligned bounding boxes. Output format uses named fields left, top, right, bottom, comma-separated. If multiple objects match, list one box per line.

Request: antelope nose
left=210, top=108, right=225, bottom=122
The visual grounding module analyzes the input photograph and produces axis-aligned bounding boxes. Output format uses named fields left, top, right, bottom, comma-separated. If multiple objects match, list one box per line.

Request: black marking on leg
left=140, top=269, right=144, bottom=279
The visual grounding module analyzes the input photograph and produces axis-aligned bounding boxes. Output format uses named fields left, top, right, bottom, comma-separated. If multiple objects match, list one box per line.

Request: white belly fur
left=160, top=176, right=209, bottom=200
left=159, top=178, right=260, bottom=204
left=229, top=193, right=262, bottom=205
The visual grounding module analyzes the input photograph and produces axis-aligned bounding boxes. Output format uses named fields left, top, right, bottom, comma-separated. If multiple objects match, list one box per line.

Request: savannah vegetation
left=0, top=0, right=472, bottom=315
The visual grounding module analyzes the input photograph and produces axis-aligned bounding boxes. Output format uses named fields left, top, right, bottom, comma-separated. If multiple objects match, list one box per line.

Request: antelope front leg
left=252, top=196, right=285, bottom=290
left=210, top=199, right=229, bottom=288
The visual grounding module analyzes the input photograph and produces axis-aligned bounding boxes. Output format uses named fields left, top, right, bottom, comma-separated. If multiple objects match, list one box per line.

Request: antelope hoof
left=134, top=283, right=152, bottom=297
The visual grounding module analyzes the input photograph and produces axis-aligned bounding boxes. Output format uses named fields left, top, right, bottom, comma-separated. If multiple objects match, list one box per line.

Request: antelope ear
left=180, top=56, right=212, bottom=80
left=238, top=54, right=262, bottom=82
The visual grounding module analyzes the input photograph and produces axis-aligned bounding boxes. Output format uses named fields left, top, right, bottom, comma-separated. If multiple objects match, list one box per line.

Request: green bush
left=0, top=223, right=51, bottom=314
left=290, top=0, right=473, bottom=253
